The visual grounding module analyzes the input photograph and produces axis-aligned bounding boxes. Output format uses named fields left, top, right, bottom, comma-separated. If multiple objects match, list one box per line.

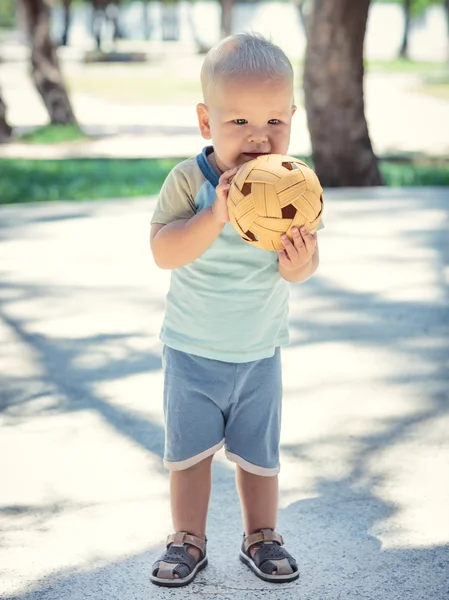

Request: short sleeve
left=151, top=166, right=196, bottom=225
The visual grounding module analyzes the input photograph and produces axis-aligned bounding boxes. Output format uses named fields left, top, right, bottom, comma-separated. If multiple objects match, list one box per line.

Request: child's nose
left=248, top=129, right=268, bottom=143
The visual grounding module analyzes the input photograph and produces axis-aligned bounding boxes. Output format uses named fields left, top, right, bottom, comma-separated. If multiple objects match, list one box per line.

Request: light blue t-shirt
left=151, top=146, right=290, bottom=363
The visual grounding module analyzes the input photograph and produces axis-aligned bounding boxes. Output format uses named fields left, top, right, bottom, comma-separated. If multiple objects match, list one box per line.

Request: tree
left=399, top=0, right=412, bottom=58
left=304, top=0, right=382, bottom=187
left=0, top=89, right=12, bottom=142
left=444, top=0, right=449, bottom=55
left=219, top=0, right=234, bottom=38
left=60, top=0, right=71, bottom=46
left=21, top=0, right=76, bottom=124
left=91, top=0, right=124, bottom=48
left=161, top=0, right=179, bottom=41
left=60, top=1, right=124, bottom=50
left=376, top=0, right=446, bottom=59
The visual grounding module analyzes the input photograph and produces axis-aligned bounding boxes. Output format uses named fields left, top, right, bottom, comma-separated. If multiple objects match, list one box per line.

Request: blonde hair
left=200, top=33, right=294, bottom=102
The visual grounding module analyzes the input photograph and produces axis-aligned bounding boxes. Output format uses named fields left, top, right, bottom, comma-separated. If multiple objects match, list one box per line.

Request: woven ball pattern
left=227, top=154, right=323, bottom=251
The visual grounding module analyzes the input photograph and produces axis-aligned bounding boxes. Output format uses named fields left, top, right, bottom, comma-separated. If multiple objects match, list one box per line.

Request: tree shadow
left=1, top=190, right=448, bottom=598
left=0, top=197, right=155, bottom=241
left=288, top=186, right=449, bottom=397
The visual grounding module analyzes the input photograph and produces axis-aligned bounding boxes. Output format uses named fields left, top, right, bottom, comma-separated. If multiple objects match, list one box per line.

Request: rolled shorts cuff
left=225, top=450, right=280, bottom=477
left=164, top=439, right=225, bottom=471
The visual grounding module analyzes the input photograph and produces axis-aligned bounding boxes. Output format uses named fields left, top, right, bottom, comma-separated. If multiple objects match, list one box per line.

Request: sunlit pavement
left=1, top=187, right=448, bottom=599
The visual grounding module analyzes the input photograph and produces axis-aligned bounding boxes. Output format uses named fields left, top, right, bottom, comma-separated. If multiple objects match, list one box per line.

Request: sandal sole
left=150, top=556, right=208, bottom=588
left=239, top=550, right=299, bottom=584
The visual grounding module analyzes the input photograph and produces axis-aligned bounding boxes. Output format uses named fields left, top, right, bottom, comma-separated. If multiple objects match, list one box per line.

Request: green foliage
left=365, top=59, right=446, bottom=73
left=0, top=158, right=180, bottom=204
left=380, top=160, right=449, bottom=186
left=19, top=125, right=87, bottom=144
left=0, top=0, right=15, bottom=27
left=374, top=0, right=443, bottom=17
left=1, top=157, right=448, bottom=204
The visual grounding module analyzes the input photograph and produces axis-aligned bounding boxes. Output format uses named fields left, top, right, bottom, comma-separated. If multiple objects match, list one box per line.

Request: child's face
left=197, top=77, right=296, bottom=173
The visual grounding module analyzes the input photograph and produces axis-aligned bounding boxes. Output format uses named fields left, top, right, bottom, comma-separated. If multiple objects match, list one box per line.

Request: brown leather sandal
left=240, top=528, right=299, bottom=583
left=150, top=531, right=207, bottom=587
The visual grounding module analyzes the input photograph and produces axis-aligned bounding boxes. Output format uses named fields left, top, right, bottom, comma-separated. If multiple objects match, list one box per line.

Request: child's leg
left=225, top=351, right=298, bottom=581
left=151, top=456, right=213, bottom=583
left=170, top=455, right=213, bottom=559
left=152, top=347, right=230, bottom=586
left=236, top=466, right=278, bottom=534
left=163, top=345, right=229, bottom=559
left=237, top=467, right=298, bottom=580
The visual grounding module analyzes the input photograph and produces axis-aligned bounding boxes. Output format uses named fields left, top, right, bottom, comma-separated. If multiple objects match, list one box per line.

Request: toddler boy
left=150, top=32, right=321, bottom=587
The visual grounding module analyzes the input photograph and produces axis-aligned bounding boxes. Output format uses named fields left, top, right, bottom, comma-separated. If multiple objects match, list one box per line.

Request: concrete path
left=1, top=187, right=449, bottom=599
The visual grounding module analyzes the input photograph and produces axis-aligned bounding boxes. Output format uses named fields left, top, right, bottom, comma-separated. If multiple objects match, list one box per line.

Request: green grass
left=0, top=158, right=180, bottom=204
left=1, top=157, right=448, bottom=205
left=380, top=160, right=449, bottom=187
left=365, top=59, right=446, bottom=74
left=19, top=124, right=88, bottom=144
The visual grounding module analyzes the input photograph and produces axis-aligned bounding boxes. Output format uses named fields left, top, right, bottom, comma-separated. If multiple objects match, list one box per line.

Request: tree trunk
left=61, top=0, right=71, bottom=46
left=142, top=0, right=151, bottom=40
left=220, top=0, right=233, bottom=38
left=399, top=0, right=411, bottom=59
left=304, top=0, right=382, bottom=187
left=0, top=90, right=12, bottom=142
left=21, top=0, right=76, bottom=125
left=161, top=2, right=180, bottom=41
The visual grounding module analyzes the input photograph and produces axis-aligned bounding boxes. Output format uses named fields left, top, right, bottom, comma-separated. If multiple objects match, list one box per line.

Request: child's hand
left=212, top=167, right=240, bottom=224
left=279, top=227, right=317, bottom=270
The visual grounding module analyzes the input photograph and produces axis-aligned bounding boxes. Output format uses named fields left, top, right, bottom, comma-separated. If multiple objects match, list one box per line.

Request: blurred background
left=0, top=0, right=448, bottom=202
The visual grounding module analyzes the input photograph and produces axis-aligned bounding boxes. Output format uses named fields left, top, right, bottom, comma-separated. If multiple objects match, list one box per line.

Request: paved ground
left=1, top=187, right=449, bottom=599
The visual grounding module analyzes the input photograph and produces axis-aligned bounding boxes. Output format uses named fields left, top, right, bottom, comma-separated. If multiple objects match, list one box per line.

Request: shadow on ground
left=1, top=189, right=448, bottom=598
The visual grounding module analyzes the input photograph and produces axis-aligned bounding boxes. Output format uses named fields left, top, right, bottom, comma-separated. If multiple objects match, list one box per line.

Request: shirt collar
left=196, top=146, right=220, bottom=188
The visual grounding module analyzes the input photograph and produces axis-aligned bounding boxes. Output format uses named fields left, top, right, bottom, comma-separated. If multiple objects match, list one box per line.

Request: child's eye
left=234, top=119, right=247, bottom=125
left=268, top=119, right=280, bottom=125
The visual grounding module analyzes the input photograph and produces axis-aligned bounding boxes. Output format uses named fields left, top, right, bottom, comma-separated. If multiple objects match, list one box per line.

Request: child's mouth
left=243, top=152, right=268, bottom=159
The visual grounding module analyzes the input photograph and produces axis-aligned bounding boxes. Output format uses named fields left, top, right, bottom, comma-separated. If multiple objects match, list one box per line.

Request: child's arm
left=151, top=210, right=223, bottom=270
left=278, top=226, right=319, bottom=283
left=151, top=166, right=238, bottom=270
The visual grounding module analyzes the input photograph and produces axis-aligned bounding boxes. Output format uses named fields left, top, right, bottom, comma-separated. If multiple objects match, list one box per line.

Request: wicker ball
left=227, top=154, right=323, bottom=251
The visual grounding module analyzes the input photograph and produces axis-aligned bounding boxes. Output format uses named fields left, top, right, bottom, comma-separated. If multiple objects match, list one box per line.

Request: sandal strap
left=156, top=560, right=181, bottom=580
left=166, top=531, right=207, bottom=555
left=152, top=547, right=197, bottom=580
left=153, top=532, right=206, bottom=581
left=271, top=558, right=294, bottom=575
left=243, top=528, right=283, bottom=554
left=253, top=544, right=294, bottom=567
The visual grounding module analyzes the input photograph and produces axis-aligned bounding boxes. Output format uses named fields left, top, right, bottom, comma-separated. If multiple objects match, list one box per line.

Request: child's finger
left=278, top=249, right=291, bottom=266
left=304, top=232, right=317, bottom=253
left=281, top=234, right=296, bottom=259
left=220, top=167, right=239, bottom=184
left=291, top=227, right=305, bottom=251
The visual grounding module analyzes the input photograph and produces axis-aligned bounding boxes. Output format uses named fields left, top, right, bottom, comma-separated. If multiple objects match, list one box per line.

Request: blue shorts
left=162, top=345, right=282, bottom=476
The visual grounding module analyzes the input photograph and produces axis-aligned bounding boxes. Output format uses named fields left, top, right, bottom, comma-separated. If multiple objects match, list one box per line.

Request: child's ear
left=196, top=103, right=212, bottom=140
left=292, top=104, right=297, bottom=116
